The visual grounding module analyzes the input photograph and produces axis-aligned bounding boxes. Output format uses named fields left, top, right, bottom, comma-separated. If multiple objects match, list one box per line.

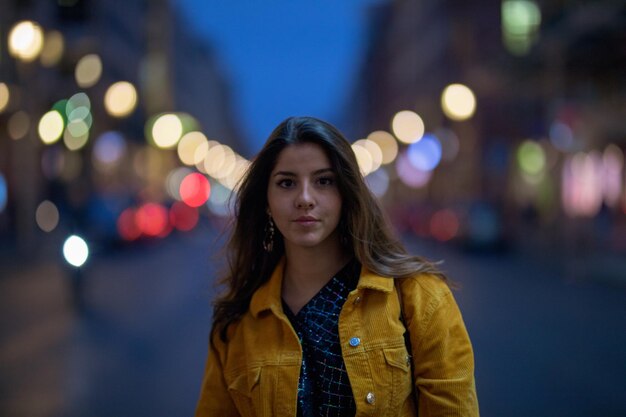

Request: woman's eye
left=317, top=177, right=335, bottom=186
left=277, top=179, right=294, bottom=188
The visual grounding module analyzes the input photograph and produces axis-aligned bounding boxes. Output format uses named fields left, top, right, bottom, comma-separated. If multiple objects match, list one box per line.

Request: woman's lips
left=294, top=216, right=319, bottom=226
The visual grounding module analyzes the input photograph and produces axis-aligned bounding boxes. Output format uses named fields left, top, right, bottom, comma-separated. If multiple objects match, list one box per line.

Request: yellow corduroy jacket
left=195, top=260, right=479, bottom=417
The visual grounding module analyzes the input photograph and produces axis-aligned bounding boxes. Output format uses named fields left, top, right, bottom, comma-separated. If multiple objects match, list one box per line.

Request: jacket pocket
left=226, top=366, right=261, bottom=417
left=382, top=347, right=413, bottom=414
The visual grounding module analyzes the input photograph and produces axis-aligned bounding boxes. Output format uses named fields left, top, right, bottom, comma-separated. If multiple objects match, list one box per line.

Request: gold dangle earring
left=263, top=214, right=275, bottom=252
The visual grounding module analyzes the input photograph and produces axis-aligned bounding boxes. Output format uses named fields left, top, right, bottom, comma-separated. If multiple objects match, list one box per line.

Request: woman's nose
left=295, top=184, right=314, bottom=208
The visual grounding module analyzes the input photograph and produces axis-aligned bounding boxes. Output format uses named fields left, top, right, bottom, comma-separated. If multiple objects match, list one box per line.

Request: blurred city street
left=2, top=1, right=626, bottom=417
left=0, top=221, right=219, bottom=417
left=1, top=222, right=625, bottom=417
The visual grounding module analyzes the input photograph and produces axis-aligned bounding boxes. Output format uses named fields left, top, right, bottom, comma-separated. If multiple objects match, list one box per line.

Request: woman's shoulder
left=397, top=272, right=451, bottom=300
left=395, top=272, right=458, bottom=333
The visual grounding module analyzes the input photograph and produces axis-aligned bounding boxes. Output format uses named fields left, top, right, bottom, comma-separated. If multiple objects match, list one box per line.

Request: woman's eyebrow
left=273, top=168, right=334, bottom=177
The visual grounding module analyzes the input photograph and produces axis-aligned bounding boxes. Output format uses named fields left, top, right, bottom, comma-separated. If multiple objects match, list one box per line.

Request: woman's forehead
left=272, top=143, right=333, bottom=171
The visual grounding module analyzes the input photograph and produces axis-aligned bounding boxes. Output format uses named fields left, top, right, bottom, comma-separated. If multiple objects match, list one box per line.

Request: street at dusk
left=2, top=1, right=626, bottom=416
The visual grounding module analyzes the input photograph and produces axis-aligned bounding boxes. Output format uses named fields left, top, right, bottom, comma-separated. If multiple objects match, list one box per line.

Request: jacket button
left=349, top=337, right=361, bottom=347
left=353, top=296, right=362, bottom=305
left=406, top=355, right=411, bottom=365
left=366, top=392, right=376, bottom=405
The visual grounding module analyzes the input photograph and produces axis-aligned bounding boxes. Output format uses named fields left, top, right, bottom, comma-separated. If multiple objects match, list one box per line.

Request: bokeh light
left=38, top=110, right=65, bottom=144
left=220, top=157, right=250, bottom=190
left=151, top=113, right=183, bottom=149
left=169, top=201, right=199, bottom=232
left=166, top=167, right=193, bottom=200
left=66, top=92, right=91, bottom=117
left=354, top=139, right=383, bottom=174
left=40, top=30, right=64, bottom=67
left=517, top=140, right=546, bottom=176
left=117, top=208, right=141, bottom=241
left=8, top=111, right=30, bottom=140
left=204, top=144, right=236, bottom=179
left=549, top=121, right=575, bottom=152
left=0, top=83, right=9, bottom=113
left=602, top=144, right=623, bottom=208
left=67, top=118, right=90, bottom=137
left=104, top=81, right=138, bottom=118
left=8, top=21, right=44, bottom=62
left=93, top=131, right=127, bottom=171
left=177, top=113, right=201, bottom=133
left=0, top=174, right=7, bottom=213
left=392, top=110, right=425, bottom=144
left=35, top=200, right=60, bottom=232
left=52, top=99, right=69, bottom=122
left=467, top=204, right=501, bottom=246
left=441, top=84, right=476, bottom=121
left=502, top=0, right=541, bottom=55
left=407, top=133, right=442, bottom=171
left=562, top=151, right=603, bottom=218
left=180, top=173, right=211, bottom=207
left=178, top=131, right=209, bottom=166
left=430, top=209, right=460, bottom=242
left=367, top=130, right=398, bottom=164
left=206, top=180, right=233, bottom=217
left=64, top=93, right=93, bottom=146
left=63, top=123, right=89, bottom=151
left=136, top=203, right=170, bottom=237
left=396, top=150, right=433, bottom=188
left=75, top=54, right=102, bottom=88
left=62, top=235, right=89, bottom=267
left=195, top=140, right=220, bottom=174
left=352, top=143, right=373, bottom=176
left=365, top=168, right=389, bottom=198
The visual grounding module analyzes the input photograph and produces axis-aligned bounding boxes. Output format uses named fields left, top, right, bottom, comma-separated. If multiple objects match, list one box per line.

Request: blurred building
left=0, top=0, right=243, bottom=256
left=351, top=0, right=626, bottom=254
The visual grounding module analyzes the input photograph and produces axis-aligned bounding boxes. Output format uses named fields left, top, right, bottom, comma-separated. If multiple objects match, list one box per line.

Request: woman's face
left=267, top=142, right=342, bottom=253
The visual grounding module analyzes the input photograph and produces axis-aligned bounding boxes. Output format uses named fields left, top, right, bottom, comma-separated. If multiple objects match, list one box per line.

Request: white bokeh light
left=63, top=235, right=89, bottom=267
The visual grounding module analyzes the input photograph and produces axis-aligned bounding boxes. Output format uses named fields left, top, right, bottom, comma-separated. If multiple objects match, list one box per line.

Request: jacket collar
left=250, top=258, right=286, bottom=318
left=249, top=258, right=394, bottom=318
left=356, top=267, right=395, bottom=292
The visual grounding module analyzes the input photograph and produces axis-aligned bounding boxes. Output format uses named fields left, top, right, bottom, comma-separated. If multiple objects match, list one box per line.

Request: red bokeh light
left=117, top=207, right=141, bottom=241
left=430, top=209, right=460, bottom=242
left=136, top=203, right=169, bottom=237
left=169, top=201, right=199, bottom=231
left=180, top=173, right=211, bottom=207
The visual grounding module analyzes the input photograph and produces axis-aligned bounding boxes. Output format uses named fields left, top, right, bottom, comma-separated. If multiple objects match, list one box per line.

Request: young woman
left=195, top=116, right=479, bottom=417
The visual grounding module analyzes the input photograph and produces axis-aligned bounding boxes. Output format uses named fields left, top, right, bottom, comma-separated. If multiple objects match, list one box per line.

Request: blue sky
left=175, top=0, right=384, bottom=153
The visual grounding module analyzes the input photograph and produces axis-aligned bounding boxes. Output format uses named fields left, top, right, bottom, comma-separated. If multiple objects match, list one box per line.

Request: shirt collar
left=249, top=258, right=394, bottom=318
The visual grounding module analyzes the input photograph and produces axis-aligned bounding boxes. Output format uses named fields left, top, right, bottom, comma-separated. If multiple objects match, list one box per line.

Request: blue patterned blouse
left=282, top=259, right=360, bottom=417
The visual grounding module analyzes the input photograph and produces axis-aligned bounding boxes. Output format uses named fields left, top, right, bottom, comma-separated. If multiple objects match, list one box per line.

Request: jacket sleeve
left=409, top=281, right=479, bottom=417
left=195, top=331, right=239, bottom=417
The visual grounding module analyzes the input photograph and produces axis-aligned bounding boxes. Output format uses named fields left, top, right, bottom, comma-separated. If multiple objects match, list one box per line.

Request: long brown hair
left=212, top=116, right=443, bottom=341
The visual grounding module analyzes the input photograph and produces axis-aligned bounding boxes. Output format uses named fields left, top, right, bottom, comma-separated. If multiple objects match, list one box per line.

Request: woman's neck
left=281, top=241, right=351, bottom=314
